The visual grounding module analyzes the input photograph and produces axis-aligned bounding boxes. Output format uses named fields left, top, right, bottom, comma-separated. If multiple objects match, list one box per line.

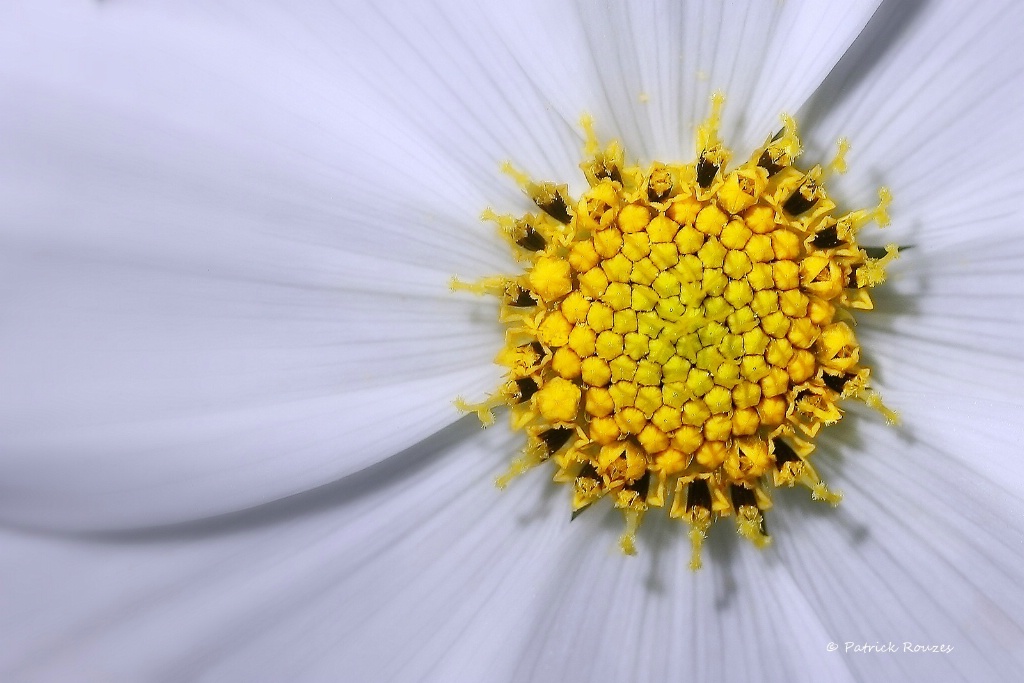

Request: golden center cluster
left=455, top=96, right=897, bottom=568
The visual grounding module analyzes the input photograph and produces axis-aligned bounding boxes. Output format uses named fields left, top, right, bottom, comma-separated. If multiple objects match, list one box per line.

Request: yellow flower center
left=454, top=94, right=899, bottom=569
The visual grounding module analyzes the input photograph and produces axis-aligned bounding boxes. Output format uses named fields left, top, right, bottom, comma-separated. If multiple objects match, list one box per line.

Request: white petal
left=0, top=423, right=569, bottom=681
left=770, top=417, right=1024, bottom=680
left=570, top=0, right=882, bottom=159
left=0, top=3, right=508, bottom=529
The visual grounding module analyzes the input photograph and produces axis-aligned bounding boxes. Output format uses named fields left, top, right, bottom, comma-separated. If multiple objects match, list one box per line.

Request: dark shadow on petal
left=799, top=0, right=932, bottom=132
left=24, top=416, right=483, bottom=544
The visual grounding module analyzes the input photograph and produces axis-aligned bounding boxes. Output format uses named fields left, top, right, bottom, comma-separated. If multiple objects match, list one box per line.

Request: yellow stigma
left=455, top=94, right=897, bottom=567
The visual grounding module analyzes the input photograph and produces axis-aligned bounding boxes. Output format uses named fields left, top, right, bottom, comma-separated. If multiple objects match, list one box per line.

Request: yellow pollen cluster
left=454, top=95, right=898, bottom=568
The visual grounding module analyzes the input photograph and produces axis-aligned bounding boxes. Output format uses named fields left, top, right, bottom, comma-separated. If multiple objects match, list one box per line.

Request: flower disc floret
left=454, top=97, right=897, bottom=568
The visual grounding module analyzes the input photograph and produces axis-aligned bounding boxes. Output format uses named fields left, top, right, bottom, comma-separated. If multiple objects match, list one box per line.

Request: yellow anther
left=568, top=239, right=601, bottom=272
left=695, top=441, right=728, bottom=470
left=662, top=355, right=691, bottom=383
left=673, top=224, right=706, bottom=254
left=758, top=396, right=788, bottom=427
left=740, top=355, right=770, bottom=382
left=568, top=324, right=597, bottom=357
left=732, top=408, right=760, bottom=436
left=723, top=280, right=754, bottom=308
left=787, top=317, right=817, bottom=349
left=770, top=229, right=802, bottom=260
left=697, top=238, right=728, bottom=269
left=578, top=113, right=604, bottom=158
left=602, top=282, right=632, bottom=311
left=788, top=349, right=816, bottom=383
left=586, top=301, right=615, bottom=332
left=697, top=91, right=726, bottom=151
left=499, top=160, right=532, bottom=188
left=761, top=310, right=791, bottom=338
left=609, top=354, right=638, bottom=382
left=595, top=331, right=625, bottom=360
left=631, top=285, right=658, bottom=311
left=773, top=262, right=801, bottom=293
left=578, top=267, right=609, bottom=298
left=701, top=268, right=728, bottom=297
left=616, top=406, right=648, bottom=434
left=704, top=386, right=733, bottom=414
left=649, top=243, right=680, bottom=270
left=723, top=249, right=753, bottom=279
left=528, top=256, right=572, bottom=301
left=537, top=311, right=572, bottom=347
left=638, top=423, right=670, bottom=453
left=621, top=232, right=651, bottom=261
left=674, top=425, right=704, bottom=454
left=732, top=381, right=762, bottom=409
left=610, top=381, right=640, bottom=410
left=662, top=382, right=689, bottom=409
left=646, top=215, right=679, bottom=242
left=618, top=203, right=652, bottom=233
left=652, top=405, right=683, bottom=432
left=629, top=258, right=661, bottom=285
left=581, top=356, right=612, bottom=386
left=864, top=390, right=900, bottom=425
left=635, top=386, right=663, bottom=418
left=603, top=252, right=634, bottom=283
left=760, top=367, right=790, bottom=398
left=585, top=386, right=615, bottom=417
left=687, top=506, right=712, bottom=570
left=857, top=243, right=899, bottom=287
left=593, top=227, right=624, bottom=258
left=703, top=413, right=733, bottom=441
left=874, top=187, right=893, bottom=228
left=685, top=368, right=714, bottom=397
left=743, top=329, right=771, bottom=357
left=779, top=289, right=809, bottom=318
left=695, top=205, right=729, bottom=236
left=551, top=347, right=582, bottom=379
left=666, top=195, right=702, bottom=225
left=560, top=291, right=591, bottom=324
left=613, top=309, right=638, bottom=334
left=636, top=359, right=663, bottom=386
left=746, top=234, right=775, bottom=262
left=589, top=416, right=621, bottom=445
left=619, top=509, right=644, bottom=555
left=743, top=204, right=776, bottom=234
left=765, top=338, right=794, bottom=367
left=727, top=306, right=759, bottom=334
left=535, top=377, right=581, bottom=422
left=747, top=262, right=776, bottom=290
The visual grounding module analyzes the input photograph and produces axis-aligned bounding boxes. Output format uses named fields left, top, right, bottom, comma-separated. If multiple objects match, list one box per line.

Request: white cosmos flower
left=1, top=0, right=1023, bottom=681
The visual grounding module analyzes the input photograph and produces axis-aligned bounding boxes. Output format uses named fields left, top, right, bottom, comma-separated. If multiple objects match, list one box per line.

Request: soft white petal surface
left=8, top=0, right=1024, bottom=682
left=0, top=0, right=881, bottom=530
